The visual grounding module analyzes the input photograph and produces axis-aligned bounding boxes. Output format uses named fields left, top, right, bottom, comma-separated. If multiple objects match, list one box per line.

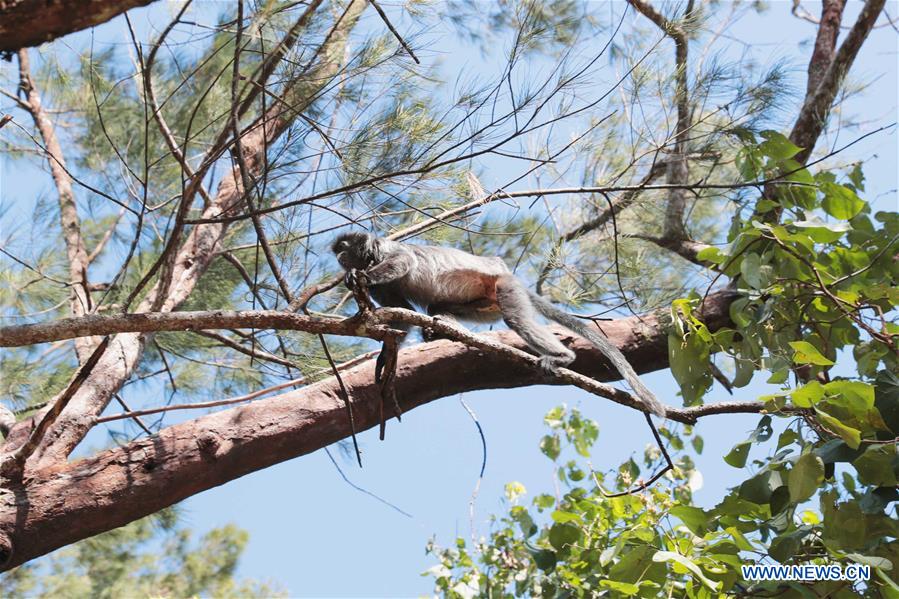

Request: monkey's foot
left=421, top=326, right=448, bottom=342
left=538, top=354, right=573, bottom=377
left=422, top=315, right=457, bottom=342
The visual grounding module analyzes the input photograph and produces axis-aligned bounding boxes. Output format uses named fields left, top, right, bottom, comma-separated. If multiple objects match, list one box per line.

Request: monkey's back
left=397, top=243, right=510, bottom=306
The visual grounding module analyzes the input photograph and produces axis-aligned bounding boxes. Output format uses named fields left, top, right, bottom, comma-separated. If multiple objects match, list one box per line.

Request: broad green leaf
left=769, top=527, right=812, bottom=562
left=529, top=548, right=557, bottom=572
left=769, top=485, right=791, bottom=516
left=692, top=436, right=704, bottom=454
left=599, top=580, right=640, bottom=595
left=814, top=439, right=863, bottom=464
left=740, top=253, right=774, bottom=290
left=814, top=407, right=862, bottom=449
left=759, top=130, right=802, bottom=160
left=822, top=182, right=865, bottom=219
left=789, top=453, right=825, bottom=503
left=875, top=371, right=899, bottom=434
left=609, top=545, right=667, bottom=585
left=739, top=470, right=783, bottom=504
left=540, top=434, right=561, bottom=460
left=696, top=246, right=726, bottom=264
left=822, top=500, right=866, bottom=550
left=789, top=341, right=834, bottom=366
left=548, top=522, right=580, bottom=552
left=853, top=445, right=898, bottom=486
left=669, top=506, right=711, bottom=536
left=792, top=217, right=850, bottom=243
left=791, top=381, right=824, bottom=407
left=550, top=510, right=583, bottom=525
left=844, top=553, right=892, bottom=570
left=724, top=441, right=751, bottom=468
left=511, top=506, right=537, bottom=537
left=534, top=494, right=555, bottom=509
left=652, top=551, right=721, bottom=591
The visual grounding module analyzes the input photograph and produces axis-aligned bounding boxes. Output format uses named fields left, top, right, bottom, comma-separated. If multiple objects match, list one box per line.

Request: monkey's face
left=331, top=232, right=376, bottom=270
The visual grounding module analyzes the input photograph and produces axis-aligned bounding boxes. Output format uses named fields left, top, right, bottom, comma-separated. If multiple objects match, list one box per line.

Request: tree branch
left=791, top=0, right=886, bottom=165
left=0, top=289, right=751, bottom=570
left=0, top=0, right=160, bottom=53
left=17, top=49, right=97, bottom=361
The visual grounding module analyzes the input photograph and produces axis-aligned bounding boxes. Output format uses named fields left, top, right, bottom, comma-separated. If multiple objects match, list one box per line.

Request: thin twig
left=369, top=0, right=420, bottom=64
left=597, top=413, right=673, bottom=497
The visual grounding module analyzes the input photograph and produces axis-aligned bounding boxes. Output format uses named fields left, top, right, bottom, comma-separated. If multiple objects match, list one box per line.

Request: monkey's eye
left=336, top=241, right=349, bottom=250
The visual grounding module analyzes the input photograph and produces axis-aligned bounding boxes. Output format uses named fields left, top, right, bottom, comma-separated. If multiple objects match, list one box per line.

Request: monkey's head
left=331, top=232, right=380, bottom=270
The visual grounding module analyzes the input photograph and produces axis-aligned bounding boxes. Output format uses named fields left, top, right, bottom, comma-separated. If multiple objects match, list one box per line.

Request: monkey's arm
left=361, top=250, right=414, bottom=285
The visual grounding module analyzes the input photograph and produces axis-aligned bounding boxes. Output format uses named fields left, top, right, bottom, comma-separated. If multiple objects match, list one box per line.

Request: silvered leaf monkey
left=331, top=232, right=666, bottom=418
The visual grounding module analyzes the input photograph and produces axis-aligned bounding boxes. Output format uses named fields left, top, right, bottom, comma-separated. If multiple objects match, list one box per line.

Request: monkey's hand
left=344, top=268, right=369, bottom=290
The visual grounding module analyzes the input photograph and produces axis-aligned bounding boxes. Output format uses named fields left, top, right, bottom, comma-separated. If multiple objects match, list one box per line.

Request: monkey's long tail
left=528, top=291, right=667, bottom=418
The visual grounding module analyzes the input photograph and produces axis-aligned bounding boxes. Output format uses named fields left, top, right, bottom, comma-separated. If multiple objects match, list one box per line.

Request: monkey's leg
left=495, top=276, right=576, bottom=374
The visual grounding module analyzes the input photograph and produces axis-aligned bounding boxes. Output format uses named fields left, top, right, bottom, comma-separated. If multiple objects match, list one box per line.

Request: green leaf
left=724, top=441, right=751, bottom=468
left=789, top=453, right=825, bottom=503
left=769, top=485, right=791, bottom=516
left=777, top=428, right=800, bottom=450
left=853, top=445, right=898, bottom=486
left=550, top=510, right=583, bottom=525
left=844, top=553, right=892, bottom=570
left=534, top=494, right=555, bottom=510
left=599, top=580, right=641, bottom=595
left=822, top=500, right=866, bottom=549
left=609, top=545, right=666, bottom=585
left=540, top=434, right=561, bottom=460
left=740, top=253, right=774, bottom=290
left=769, top=527, right=812, bottom=562
left=847, top=163, right=865, bottom=191
left=511, top=506, right=537, bottom=537
left=791, top=381, right=824, bottom=407
left=668, top=330, right=712, bottom=405
left=739, top=470, right=783, bottom=504
left=692, top=436, right=704, bottom=454
left=789, top=341, right=834, bottom=366
left=874, top=371, right=899, bottom=434
left=529, top=548, right=557, bottom=572
left=814, top=439, right=863, bottom=464
left=670, top=506, right=711, bottom=536
left=814, top=407, right=862, bottom=449
left=792, top=217, right=850, bottom=243
left=759, top=130, right=802, bottom=160
left=822, top=182, right=865, bottom=220
left=696, top=246, right=727, bottom=264
left=548, top=522, right=580, bottom=552
left=652, top=551, right=721, bottom=591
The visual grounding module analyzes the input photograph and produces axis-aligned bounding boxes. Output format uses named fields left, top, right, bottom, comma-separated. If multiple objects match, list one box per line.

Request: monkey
left=331, top=232, right=666, bottom=418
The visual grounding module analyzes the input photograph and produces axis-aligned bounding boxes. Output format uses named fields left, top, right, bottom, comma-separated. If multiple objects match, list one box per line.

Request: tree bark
left=0, top=0, right=160, bottom=53
left=0, top=289, right=739, bottom=571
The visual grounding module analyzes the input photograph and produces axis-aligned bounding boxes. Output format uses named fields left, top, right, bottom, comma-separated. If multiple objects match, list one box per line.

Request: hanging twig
left=596, top=413, right=674, bottom=497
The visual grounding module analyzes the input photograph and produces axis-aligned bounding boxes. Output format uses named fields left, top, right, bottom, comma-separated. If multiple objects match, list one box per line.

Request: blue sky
left=1, top=1, right=896, bottom=597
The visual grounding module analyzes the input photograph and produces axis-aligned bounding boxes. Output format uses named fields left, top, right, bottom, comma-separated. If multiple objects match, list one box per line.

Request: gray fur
left=332, top=232, right=666, bottom=418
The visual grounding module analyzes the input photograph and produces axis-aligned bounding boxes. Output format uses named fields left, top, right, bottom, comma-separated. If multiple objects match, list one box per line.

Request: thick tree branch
left=791, top=0, right=886, bottom=164
left=0, top=0, right=160, bottom=53
left=0, top=289, right=748, bottom=570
